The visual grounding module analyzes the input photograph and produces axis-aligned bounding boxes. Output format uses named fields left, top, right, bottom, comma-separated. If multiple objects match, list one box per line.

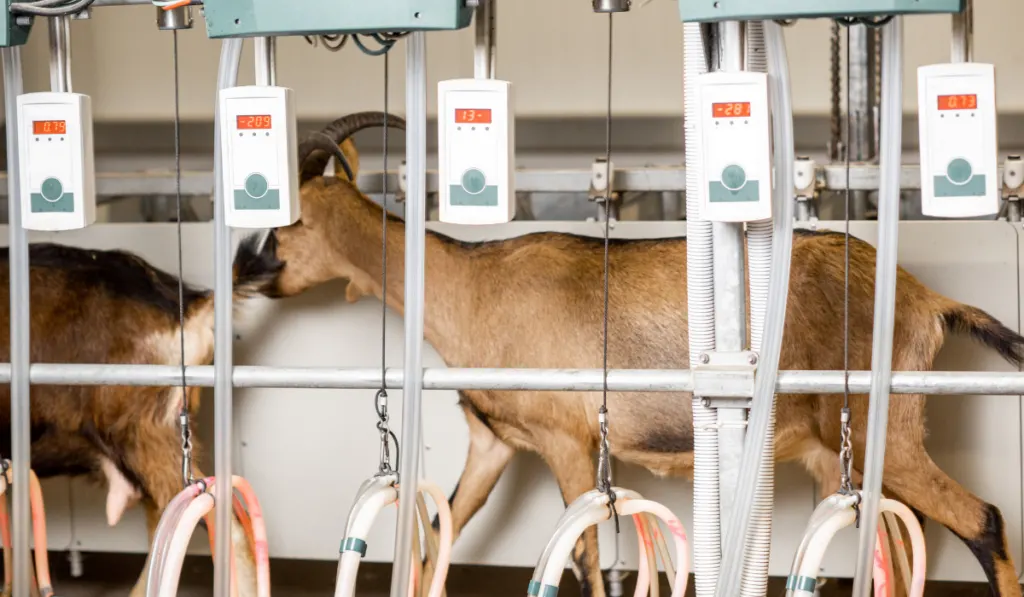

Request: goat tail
left=941, top=302, right=1024, bottom=368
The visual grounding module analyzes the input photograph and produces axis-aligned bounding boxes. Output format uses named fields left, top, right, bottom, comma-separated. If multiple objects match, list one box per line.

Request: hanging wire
left=304, top=32, right=409, bottom=57
left=838, top=20, right=856, bottom=505
left=375, top=50, right=400, bottom=478
left=9, top=0, right=95, bottom=16
left=169, top=30, right=193, bottom=488
left=596, top=12, right=618, bottom=535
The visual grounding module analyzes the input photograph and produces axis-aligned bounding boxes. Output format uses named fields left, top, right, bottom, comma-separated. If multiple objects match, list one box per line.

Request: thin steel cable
left=597, top=14, right=617, bottom=537
left=839, top=21, right=855, bottom=499
left=171, top=30, right=192, bottom=487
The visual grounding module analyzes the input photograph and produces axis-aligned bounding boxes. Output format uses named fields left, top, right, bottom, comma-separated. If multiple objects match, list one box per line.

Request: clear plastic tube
left=851, top=18, right=904, bottom=597
left=145, top=480, right=209, bottom=597
left=616, top=500, right=690, bottom=597
left=715, top=19, right=797, bottom=596
left=334, top=484, right=397, bottom=597
left=158, top=493, right=216, bottom=597
left=631, top=514, right=653, bottom=597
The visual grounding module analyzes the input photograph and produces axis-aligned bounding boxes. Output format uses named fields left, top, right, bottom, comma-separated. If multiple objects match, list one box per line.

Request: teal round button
left=461, top=168, right=486, bottom=194
left=721, top=165, right=747, bottom=191
left=946, top=158, right=973, bottom=185
left=244, top=173, right=269, bottom=199
left=40, top=177, right=63, bottom=202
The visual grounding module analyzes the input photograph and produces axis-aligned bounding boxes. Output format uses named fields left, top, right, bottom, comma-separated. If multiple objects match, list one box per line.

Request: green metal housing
left=203, top=0, right=473, bottom=39
left=0, top=2, right=32, bottom=48
left=679, top=0, right=965, bottom=23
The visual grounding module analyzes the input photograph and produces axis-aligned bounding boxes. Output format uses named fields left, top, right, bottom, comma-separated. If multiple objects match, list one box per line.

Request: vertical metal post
left=390, top=31, right=427, bottom=597
left=2, top=45, right=30, bottom=597
left=851, top=17, right=903, bottom=597
left=473, top=0, right=495, bottom=79
left=848, top=24, right=877, bottom=219
left=213, top=37, right=243, bottom=597
left=711, top=20, right=748, bottom=528
left=951, top=0, right=973, bottom=63
left=48, top=16, right=72, bottom=93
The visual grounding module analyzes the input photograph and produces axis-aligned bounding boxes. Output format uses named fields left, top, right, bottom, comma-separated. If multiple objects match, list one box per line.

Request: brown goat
left=0, top=240, right=282, bottom=597
left=233, top=111, right=1024, bottom=597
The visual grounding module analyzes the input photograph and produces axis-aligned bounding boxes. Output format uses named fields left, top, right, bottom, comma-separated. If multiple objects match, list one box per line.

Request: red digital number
left=237, top=115, right=273, bottom=129
left=33, top=120, right=66, bottom=135
left=454, top=109, right=492, bottom=124
left=712, top=102, right=751, bottom=118
left=937, top=94, right=978, bottom=111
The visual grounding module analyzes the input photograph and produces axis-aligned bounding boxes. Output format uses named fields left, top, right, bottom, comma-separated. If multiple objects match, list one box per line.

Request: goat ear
left=334, top=138, right=361, bottom=182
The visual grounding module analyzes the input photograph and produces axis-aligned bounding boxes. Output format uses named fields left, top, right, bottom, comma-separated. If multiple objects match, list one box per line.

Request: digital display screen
left=237, top=115, right=273, bottom=130
left=33, top=120, right=66, bottom=135
left=712, top=102, right=751, bottom=118
left=937, top=94, right=977, bottom=111
left=454, top=109, right=491, bottom=124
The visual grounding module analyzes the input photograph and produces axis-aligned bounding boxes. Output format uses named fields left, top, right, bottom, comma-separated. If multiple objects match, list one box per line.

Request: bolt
left=699, top=353, right=710, bottom=364
left=701, top=398, right=711, bottom=408
left=749, top=354, right=758, bottom=365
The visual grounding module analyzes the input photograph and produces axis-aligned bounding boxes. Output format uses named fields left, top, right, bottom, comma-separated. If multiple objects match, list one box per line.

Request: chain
left=375, top=50, right=399, bottom=478
left=828, top=20, right=842, bottom=162
left=596, top=12, right=618, bottom=534
left=170, top=29, right=193, bottom=488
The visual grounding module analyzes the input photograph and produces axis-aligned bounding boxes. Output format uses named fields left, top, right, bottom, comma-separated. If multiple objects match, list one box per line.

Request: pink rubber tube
left=229, top=476, right=271, bottom=597
left=146, top=479, right=210, bottom=597
left=0, top=481, right=12, bottom=594
left=412, top=481, right=454, bottom=597
left=643, top=513, right=676, bottom=593
left=630, top=514, right=652, bottom=597
left=874, top=524, right=894, bottom=597
left=158, top=492, right=216, bottom=597
left=26, top=470, right=52, bottom=597
left=616, top=500, right=689, bottom=597
left=879, top=499, right=927, bottom=597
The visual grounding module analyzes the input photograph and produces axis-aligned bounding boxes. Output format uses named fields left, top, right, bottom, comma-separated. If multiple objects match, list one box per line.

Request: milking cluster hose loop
left=596, top=11, right=620, bottom=535
left=169, top=28, right=193, bottom=489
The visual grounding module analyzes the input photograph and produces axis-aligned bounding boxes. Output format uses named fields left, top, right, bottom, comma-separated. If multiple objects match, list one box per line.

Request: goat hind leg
left=537, top=434, right=604, bottom=597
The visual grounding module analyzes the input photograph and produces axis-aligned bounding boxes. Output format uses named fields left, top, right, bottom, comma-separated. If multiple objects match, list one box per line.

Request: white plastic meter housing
left=694, top=71, right=772, bottom=222
left=437, top=78, right=515, bottom=225
left=917, top=63, right=998, bottom=218
left=218, top=85, right=299, bottom=229
left=16, top=92, right=96, bottom=231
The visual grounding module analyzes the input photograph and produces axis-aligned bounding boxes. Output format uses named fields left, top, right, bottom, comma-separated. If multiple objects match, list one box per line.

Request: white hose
left=792, top=507, right=857, bottom=597
left=539, top=502, right=611, bottom=589
left=683, top=20, right=719, bottom=597
left=334, top=484, right=398, bottom=597
left=740, top=19, right=774, bottom=597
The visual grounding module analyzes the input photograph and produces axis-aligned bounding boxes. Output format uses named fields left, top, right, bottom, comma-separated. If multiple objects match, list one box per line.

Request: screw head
left=701, top=398, right=711, bottom=408
left=749, top=354, right=758, bottom=365
left=699, top=353, right=710, bottom=364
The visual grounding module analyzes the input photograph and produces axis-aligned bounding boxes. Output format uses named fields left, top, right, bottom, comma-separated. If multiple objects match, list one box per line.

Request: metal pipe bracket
left=692, top=350, right=757, bottom=405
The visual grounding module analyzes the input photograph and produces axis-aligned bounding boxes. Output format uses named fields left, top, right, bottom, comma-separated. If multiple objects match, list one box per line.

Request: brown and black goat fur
left=234, top=111, right=1024, bottom=597
left=0, top=239, right=282, bottom=597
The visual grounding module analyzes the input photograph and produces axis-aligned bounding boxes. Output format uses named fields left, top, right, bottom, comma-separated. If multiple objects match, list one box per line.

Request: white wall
left=6, top=0, right=1024, bottom=121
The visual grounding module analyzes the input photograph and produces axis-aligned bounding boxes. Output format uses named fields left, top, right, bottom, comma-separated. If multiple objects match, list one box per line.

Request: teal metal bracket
left=679, top=0, right=965, bottom=22
left=0, top=1, right=34, bottom=48
left=203, top=0, right=473, bottom=39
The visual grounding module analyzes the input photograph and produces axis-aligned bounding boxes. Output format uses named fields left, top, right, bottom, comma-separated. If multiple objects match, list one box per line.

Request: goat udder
left=100, top=457, right=142, bottom=527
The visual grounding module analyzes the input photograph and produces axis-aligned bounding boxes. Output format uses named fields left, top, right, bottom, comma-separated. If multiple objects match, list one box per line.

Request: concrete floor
left=4, top=551, right=1001, bottom=597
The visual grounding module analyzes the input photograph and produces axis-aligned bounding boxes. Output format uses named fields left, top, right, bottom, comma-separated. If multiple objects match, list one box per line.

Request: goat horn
left=297, top=111, right=407, bottom=186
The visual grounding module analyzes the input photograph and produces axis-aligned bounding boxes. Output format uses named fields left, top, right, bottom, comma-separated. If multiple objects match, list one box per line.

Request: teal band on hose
left=540, top=584, right=559, bottom=597
left=340, top=537, right=367, bottom=557
left=785, top=575, right=817, bottom=592
left=527, top=581, right=541, bottom=596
